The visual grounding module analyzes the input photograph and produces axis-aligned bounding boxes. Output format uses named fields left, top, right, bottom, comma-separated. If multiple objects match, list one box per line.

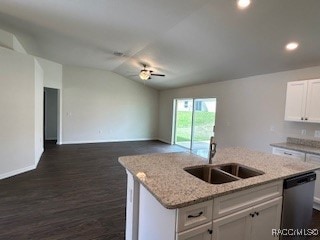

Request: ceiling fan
left=139, top=64, right=165, bottom=80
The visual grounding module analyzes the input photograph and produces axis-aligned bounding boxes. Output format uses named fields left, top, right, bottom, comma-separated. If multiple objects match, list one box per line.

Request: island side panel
left=126, top=171, right=140, bottom=240
left=139, top=185, right=176, bottom=240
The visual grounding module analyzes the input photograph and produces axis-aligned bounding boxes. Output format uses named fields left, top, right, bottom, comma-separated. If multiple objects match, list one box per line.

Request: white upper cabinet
left=284, top=80, right=308, bottom=122
left=285, top=79, right=320, bottom=123
left=305, top=79, right=320, bottom=122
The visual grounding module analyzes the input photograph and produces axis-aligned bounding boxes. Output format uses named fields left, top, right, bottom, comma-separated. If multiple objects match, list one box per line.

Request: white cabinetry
left=126, top=171, right=282, bottom=240
left=213, top=197, right=282, bottom=240
left=213, top=181, right=282, bottom=240
left=284, top=80, right=308, bottom=122
left=306, top=153, right=320, bottom=210
left=177, top=200, right=213, bottom=232
left=272, top=147, right=306, bottom=161
left=284, top=79, right=320, bottom=123
left=177, top=222, right=212, bottom=240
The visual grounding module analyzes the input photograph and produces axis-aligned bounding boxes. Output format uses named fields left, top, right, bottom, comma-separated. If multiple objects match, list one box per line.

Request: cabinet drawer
left=272, top=147, right=306, bottom=161
left=176, top=222, right=212, bottom=240
left=213, top=181, right=282, bottom=219
left=176, top=200, right=213, bottom=232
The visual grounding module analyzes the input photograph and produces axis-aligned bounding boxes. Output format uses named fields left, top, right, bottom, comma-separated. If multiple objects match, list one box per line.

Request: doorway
left=44, top=88, right=58, bottom=148
left=174, top=98, right=216, bottom=157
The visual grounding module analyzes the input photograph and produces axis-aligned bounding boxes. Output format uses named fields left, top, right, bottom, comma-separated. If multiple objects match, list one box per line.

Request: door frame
left=43, top=87, right=62, bottom=145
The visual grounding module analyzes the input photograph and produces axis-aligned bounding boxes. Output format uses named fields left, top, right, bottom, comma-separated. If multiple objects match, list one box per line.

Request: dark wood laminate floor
left=0, top=141, right=319, bottom=240
left=0, top=141, right=186, bottom=240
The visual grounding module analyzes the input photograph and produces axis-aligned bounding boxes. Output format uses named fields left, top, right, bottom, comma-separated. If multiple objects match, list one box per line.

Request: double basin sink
left=184, top=163, right=264, bottom=184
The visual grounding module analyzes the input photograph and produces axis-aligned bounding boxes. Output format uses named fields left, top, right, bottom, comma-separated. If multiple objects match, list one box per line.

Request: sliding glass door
left=191, top=98, right=216, bottom=157
left=174, top=99, right=193, bottom=149
left=174, top=98, right=216, bottom=158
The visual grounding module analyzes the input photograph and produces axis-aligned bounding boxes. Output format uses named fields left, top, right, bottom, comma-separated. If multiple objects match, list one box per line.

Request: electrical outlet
left=270, top=125, right=275, bottom=132
left=301, top=129, right=306, bottom=135
left=315, top=130, right=320, bottom=138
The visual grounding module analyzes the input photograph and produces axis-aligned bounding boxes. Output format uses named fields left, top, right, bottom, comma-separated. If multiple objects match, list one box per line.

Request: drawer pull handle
left=250, top=213, right=255, bottom=218
left=301, top=117, right=304, bottom=120
left=255, top=211, right=259, bottom=216
left=305, top=117, right=308, bottom=120
left=188, top=211, right=203, bottom=218
left=283, top=152, right=292, bottom=156
left=208, top=229, right=213, bottom=235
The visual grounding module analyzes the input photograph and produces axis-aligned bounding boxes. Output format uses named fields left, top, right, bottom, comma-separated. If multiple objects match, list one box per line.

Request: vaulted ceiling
left=0, top=0, right=319, bottom=90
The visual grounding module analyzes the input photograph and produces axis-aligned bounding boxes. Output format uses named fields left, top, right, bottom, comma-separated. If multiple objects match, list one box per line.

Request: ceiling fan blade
left=150, top=74, right=165, bottom=77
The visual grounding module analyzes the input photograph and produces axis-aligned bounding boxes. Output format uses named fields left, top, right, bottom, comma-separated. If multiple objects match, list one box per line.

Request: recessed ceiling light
left=237, top=0, right=251, bottom=9
left=285, top=42, right=299, bottom=51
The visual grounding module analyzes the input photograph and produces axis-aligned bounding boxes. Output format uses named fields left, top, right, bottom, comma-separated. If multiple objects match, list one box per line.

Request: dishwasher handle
left=283, top=172, right=316, bottom=189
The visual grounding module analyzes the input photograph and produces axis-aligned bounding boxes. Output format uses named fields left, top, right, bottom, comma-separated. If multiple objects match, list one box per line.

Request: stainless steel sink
left=217, top=163, right=264, bottom=179
left=184, top=163, right=264, bottom=184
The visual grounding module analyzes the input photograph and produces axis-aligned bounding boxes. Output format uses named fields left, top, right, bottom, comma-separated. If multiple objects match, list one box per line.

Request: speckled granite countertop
left=118, top=147, right=320, bottom=209
left=270, top=137, right=320, bottom=155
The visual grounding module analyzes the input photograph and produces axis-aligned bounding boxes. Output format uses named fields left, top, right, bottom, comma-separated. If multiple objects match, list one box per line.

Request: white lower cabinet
left=213, top=206, right=252, bottom=240
left=306, top=153, right=320, bottom=209
left=126, top=172, right=283, bottom=240
left=272, top=147, right=306, bottom=161
left=213, top=197, right=282, bottom=240
left=177, top=222, right=212, bottom=240
left=250, top=197, right=282, bottom=240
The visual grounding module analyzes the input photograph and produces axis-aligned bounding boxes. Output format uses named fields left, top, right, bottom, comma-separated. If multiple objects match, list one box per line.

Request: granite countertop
left=270, top=137, right=320, bottom=155
left=118, top=147, right=320, bottom=209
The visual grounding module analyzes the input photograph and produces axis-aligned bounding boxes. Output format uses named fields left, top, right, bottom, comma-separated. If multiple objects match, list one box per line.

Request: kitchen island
left=118, top=148, right=320, bottom=240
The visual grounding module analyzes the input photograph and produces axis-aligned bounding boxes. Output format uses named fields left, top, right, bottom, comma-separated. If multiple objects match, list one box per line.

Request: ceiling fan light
left=237, top=0, right=251, bottom=9
left=139, top=70, right=150, bottom=80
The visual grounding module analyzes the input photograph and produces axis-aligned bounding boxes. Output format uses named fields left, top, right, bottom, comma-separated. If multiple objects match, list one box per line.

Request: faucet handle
left=210, top=137, right=217, bottom=151
left=209, top=137, right=217, bottom=163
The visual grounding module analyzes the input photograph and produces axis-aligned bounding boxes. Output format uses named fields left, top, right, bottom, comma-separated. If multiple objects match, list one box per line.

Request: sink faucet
left=208, top=137, right=217, bottom=164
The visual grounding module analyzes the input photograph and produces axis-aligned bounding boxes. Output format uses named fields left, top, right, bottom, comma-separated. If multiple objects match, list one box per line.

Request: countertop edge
left=270, top=143, right=320, bottom=155
left=118, top=156, right=319, bottom=209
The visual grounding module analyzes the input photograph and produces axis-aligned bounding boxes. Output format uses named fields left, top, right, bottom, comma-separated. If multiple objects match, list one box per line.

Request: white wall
left=0, top=47, right=40, bottom=179
left=34, top=59, right=44, bottom=165
left=12, top=35, right=27, bottom=54
left=0, top=28, right=27, bottom=54
left=36, top=57, right=63, bottom=89
left=45, top=88, right=58, bottom=140
left=0, top=28, right=13, bottom=50
left=36, top=57, right=63, bottom=144
left=159, top=66, right=320, bottom=153
left=62, top=65, right=159, bottom=144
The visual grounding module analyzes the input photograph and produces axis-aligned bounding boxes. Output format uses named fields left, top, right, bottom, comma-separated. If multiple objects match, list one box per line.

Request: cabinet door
left=177, top=222, right=212, bottom=240
left=284, top=80, right=308, bottom=121
left=305, top=79, right=320, bottom=123
left=272, top=147, right=306, bottom=161
left=250, top=197, right=282, bottom=240
left=213, top=207, right=252, bottom=240
left=306, top=154, right=320, bottom=206
left=314, top=170, right=320, bottom=207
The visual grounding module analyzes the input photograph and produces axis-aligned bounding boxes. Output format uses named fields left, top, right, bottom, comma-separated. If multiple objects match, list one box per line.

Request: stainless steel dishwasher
left=281, top=172, right=316, bottom=240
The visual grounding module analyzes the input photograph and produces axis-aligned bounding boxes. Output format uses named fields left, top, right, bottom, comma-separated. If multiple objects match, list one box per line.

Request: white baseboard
left=61, top=138, right=157, bottom=145
left=0, top=164, right=36, bottom=180
left=157, top=138, right=172, bottom=145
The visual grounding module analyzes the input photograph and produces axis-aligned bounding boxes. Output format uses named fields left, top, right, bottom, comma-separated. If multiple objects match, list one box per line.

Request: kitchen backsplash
left=287, top=137, right=320, bottom=148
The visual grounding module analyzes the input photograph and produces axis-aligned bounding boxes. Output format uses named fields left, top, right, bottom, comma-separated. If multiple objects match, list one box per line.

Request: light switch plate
left=314, top=130, right=320, bottom=138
